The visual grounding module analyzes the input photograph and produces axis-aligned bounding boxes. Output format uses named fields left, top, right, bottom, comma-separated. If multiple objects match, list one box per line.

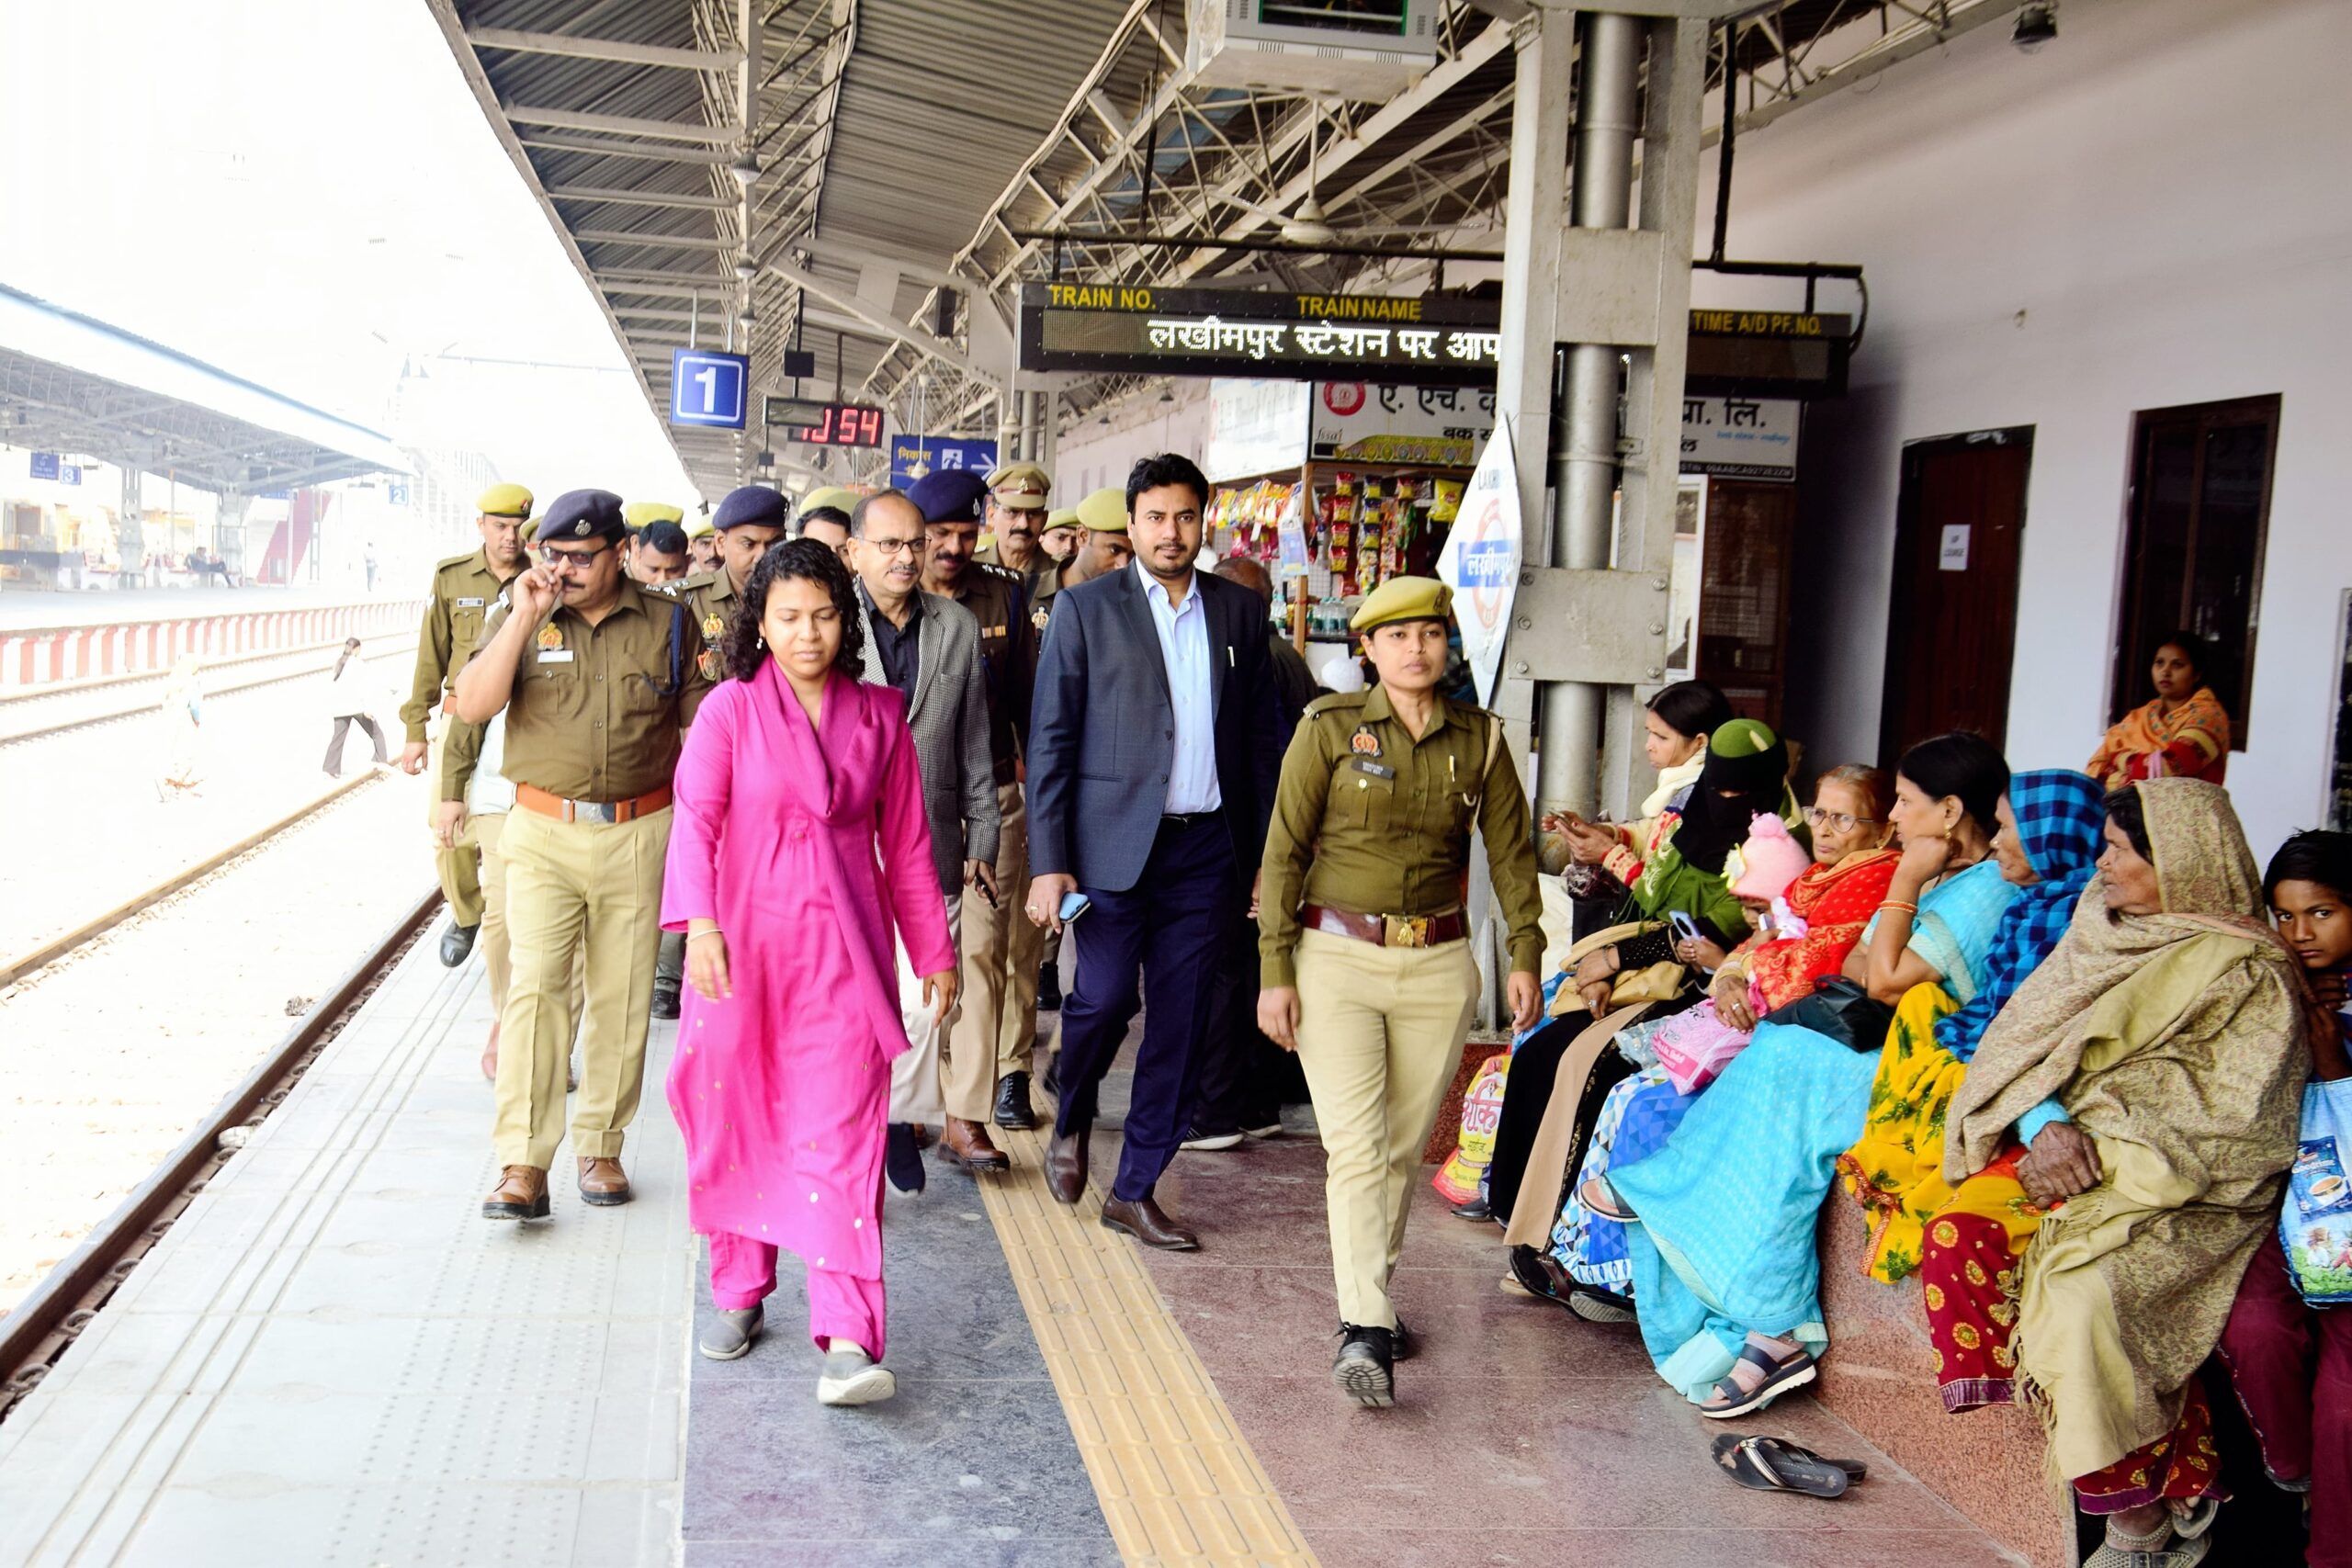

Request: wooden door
left=1877, top=430, right=2032, bottom=762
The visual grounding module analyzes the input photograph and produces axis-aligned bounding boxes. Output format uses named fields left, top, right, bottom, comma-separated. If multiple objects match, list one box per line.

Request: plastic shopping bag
left=2280, top=1077, right=2352, bottom=1305
left=889, top=933, right=948, bottom=1125
left=1432, top=1052, right=1510, bottom=1204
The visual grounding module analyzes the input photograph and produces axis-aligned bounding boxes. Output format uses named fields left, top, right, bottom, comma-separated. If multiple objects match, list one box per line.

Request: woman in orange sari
left=2086, top=631, right=2231, bottom=789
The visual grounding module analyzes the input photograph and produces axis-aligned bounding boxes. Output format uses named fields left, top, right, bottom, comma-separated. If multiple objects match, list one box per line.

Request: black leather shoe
left=993, top=1072, right=1035, bottom=1130
left=885, top=1123, right=926, bottom=1194
left=1391, top=1318, right=1417, bottom=1361
left=439, top=921, right=478, bottom=967
left=1449, top=1195, right=1491, bottom=1222
left=650, top=979, right=680, bottom=1021
left=1099, top=1195, right=1199, bottom=1251
left=1046, top=1127, right=1088, bottom=1204
left=1333, top=1325, right=1396, bottom=1407
left=1035, top=960, right=1063, bottom=1012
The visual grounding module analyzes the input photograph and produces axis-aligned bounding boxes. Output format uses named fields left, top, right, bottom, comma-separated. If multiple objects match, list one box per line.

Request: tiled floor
left=0, top=928, right=2027, bottom=1568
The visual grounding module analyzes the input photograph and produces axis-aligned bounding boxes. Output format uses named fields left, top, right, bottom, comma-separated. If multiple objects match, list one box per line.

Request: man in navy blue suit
left=1023, top=454, right=1285, bottom=1249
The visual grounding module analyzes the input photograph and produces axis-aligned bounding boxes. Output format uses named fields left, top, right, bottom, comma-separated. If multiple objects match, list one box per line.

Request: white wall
left=1691, top=0, right=2351, bottom=856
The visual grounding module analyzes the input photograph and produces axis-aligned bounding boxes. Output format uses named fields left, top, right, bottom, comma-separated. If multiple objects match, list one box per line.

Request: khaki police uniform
left=1258, top=580, right=1544, bottom=1331
left=443, top=704, right=585, bottom=1035
left=404, top=542, right=525, bottom=928
left=976, top=460, right=1050, bottom=576
left=489, top=578, right=712, bottom=1170
left=940, top=558, right=1046, bottom=1118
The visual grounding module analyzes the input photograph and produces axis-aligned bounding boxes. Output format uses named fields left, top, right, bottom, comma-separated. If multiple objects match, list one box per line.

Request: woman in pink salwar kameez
left=662, top=539, right=956, bottom=1406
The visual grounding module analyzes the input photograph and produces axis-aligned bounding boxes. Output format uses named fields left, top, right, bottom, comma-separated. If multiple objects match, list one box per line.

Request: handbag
left=888, top=934, right=948, bottom=1124
left=2280, top=1077, right=2352, bottom=1305
left=1758, top=976, right=1894, bottom=1054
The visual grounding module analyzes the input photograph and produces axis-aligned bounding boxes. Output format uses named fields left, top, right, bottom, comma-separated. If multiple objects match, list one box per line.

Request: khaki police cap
left=684, top=513, right=717, bottom=539
left=1041, top=506, right=1080, bottom=533
left=799, top=485, right=861, bottom=517
left=1350, top=575, right=1453, bottom=632
left=623, top=502, right=684, bottom=529
left=477, top=483, right=534, bottom=520
left=1076, top=487, right=1128, bottom=533
left=986, top=461, right=1051, bottom=511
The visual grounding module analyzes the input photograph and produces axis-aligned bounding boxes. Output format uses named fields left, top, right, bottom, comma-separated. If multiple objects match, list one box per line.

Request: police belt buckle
left=1384, top=914, right=1432, bottom=949
left=568, top=799, right=619, bottom=825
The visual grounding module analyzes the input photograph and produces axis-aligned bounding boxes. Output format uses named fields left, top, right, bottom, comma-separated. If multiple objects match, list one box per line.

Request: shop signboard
left=1311, top=381, right=1495, bottom=467
left=887, top=435, right=997, bottom=487
left=1678, top=395, right=1800, bottom=479
left=1436, top=423, right=1523, bottom=705
left=1023, top=281, right=1851, bottom=398
left=1204, top=378, right=1311, bottom=481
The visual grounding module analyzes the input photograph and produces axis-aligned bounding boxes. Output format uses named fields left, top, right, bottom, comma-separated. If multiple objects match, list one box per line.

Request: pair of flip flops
left=1713, top=1434, right=1868, bottom=1500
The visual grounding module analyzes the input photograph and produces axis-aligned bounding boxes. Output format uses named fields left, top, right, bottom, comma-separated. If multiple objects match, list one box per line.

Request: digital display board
left=1019, top=282, right=1849, bottom=397
left=780, top=402, right=886, bottom=449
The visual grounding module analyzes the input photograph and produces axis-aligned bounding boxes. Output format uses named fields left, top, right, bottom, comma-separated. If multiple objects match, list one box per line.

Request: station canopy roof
left=0, top=283, right=408, bottom=495
left=431, top=0, right=2020, bottom=502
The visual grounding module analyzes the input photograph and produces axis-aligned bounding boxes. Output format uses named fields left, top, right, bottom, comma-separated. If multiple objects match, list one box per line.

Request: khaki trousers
left=428, top=725, right=484, bottom=928
left=943, top=781, right=1043, bottom=1122
left=492, top=806, right=670, bottom=1168
left=1293, top=928, right=1478, bottom=1329
left=475, top=810, right=586, bottom=1031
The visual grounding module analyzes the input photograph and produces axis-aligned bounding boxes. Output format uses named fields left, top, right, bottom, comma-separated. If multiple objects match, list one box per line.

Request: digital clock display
left=782, top=402, right=885, bottom=449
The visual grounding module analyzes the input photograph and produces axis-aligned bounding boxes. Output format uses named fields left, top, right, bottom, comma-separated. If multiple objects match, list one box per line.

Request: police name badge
left=1350, top=726, right=1381, bottom=758
left=456, top=596, right=485, bottom=608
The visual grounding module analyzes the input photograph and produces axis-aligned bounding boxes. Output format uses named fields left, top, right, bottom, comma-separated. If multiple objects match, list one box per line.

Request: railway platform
left=0, top=910, right=2018, bottom=1568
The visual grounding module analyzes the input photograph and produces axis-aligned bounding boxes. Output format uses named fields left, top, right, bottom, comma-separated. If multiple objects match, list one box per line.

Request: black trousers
left=323, top=715, right=387, bottom=775
left=1189, top=912, right=1305, bottom=1135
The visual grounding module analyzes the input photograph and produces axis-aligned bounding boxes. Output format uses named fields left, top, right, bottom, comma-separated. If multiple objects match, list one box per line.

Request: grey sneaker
left=816, top=1341, right=897, bottom=1406
left=697, top=1305, right=762, bottom=1361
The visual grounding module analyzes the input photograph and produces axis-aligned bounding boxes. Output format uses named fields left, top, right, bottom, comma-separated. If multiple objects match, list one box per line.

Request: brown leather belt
left=1303, top=904, right=1466, bottom=950
left=441, top=695, right=458, bottom=716
left=516, top=783, right=673, bottom=825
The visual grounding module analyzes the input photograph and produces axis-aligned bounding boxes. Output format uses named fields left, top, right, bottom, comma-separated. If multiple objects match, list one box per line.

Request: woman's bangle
left=1878, top=899, right=1918, bottom=918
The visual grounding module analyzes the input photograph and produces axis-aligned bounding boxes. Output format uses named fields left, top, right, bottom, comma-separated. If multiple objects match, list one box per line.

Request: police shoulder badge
left=536, top=623, right=565, bottom=650
left=702, top=613, right=725, bottom=640
left=1350, top=725, right=1381, bottom=757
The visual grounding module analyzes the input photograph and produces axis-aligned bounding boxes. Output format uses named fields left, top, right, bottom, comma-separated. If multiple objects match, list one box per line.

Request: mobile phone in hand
left=1057, top=891, right=1091, bottom=924
left=1668, top=910, right=1700, bottom=944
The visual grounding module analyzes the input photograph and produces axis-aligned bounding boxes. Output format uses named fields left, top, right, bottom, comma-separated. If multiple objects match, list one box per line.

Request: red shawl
left=1744, top=846, right=1902, bottom=1011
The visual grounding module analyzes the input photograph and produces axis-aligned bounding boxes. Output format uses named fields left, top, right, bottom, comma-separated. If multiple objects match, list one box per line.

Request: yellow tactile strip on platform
left=977, top=1126, right=1320, bottom=1568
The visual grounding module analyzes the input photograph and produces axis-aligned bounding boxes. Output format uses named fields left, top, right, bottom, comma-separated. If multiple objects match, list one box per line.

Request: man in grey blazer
left=1024, top=455, right=1286, bottom=1249
left=848, top=491, right=1006, bottom=1173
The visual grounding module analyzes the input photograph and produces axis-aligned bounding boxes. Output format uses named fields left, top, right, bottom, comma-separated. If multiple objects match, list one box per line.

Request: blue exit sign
left=670, top=349, right=750, bottom=430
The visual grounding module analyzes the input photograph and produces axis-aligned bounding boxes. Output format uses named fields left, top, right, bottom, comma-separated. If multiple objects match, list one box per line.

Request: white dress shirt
left=1136, top=559, right=1221, bottom=814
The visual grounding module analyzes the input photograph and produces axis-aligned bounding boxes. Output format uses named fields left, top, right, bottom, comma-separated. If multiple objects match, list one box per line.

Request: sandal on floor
left=1567, top=1285, right=1636, bottom=1324
left=1578, top=1177, right=1637, bottom=1223
left=1712, top=1434, right=1866, bottom=1484
left=2171, top=1495, right=2222, bottom=1540
left=1712, top=1433, right=1849, bottom=1499
left=1700, top=1341, right=1818, bottom=1419
left=2083, top=1521, right=2211, bottom=1568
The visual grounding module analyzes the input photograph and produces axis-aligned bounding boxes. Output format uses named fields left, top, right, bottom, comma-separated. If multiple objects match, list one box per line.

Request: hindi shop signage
left=1311, top=382, right=1495, bottom=468
left=1678, top=396, right=1800, bottom=479
left=1019, top=282, right=1501, bottom=387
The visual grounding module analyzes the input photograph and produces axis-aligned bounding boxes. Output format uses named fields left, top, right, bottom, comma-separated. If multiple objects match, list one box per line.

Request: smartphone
left=1668, top=910, right=1700, bottom=944
left=1057, top=891, right=1091, bottom=924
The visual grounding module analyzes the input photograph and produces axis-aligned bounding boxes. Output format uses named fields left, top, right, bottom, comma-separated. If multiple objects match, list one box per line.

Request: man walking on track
left=452, top=490, right=713, bottom=1222
left=847, top=489, right=1004, bottom=1177
left=1023, top=453, right=1285, bottom=1251
left=401, top=483, right=533, bottom=967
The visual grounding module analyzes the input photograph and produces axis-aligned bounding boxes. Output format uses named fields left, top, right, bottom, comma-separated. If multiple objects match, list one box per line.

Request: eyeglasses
left=1805, top=807, right=1883, bottom=833
left=864, top=536, right=923, bottom=558
left=541, top=545, right=610, bottom=570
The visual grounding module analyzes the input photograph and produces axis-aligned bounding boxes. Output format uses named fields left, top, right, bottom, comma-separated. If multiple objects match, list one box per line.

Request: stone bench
left=1813, top=1201, right=2075, bottom=1566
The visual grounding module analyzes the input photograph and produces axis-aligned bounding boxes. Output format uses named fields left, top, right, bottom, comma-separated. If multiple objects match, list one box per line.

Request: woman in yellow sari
left=1931, top=779, right=2308, bottom=1567
left=2086, top=631, right=2231, bottom=789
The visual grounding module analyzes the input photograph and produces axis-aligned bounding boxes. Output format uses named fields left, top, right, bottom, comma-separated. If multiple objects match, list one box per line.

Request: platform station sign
left=669, top=348, right=750, bottom=430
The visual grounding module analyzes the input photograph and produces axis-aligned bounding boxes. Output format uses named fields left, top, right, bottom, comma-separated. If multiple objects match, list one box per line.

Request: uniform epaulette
left=434, top=550, right=480, bottom=572
left=669, top=570, right=719, bottom=595
left=978, top=560, right=1023, bottom=584
left=1305, top=692, right=1369, bottom=719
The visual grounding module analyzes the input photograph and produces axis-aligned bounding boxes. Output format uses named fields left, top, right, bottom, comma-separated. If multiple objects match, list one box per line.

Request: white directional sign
left=1436, top=422, right=1523, bottom=705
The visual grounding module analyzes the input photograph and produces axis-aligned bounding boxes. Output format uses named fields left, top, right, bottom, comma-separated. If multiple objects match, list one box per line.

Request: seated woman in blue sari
left=1591, top=732, right=2019, bottom=1416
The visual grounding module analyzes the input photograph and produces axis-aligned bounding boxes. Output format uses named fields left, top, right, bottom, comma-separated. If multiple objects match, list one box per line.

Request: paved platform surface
left=0, top=921, right=2022, bottom=1567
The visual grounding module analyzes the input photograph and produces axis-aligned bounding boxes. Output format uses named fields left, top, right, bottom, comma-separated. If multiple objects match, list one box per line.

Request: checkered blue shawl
left=1935, top=769, right=2109, bottom=1063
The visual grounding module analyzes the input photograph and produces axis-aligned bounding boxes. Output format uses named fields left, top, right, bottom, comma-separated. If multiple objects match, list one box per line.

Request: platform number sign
left=670, top=348, right=751, bottom=431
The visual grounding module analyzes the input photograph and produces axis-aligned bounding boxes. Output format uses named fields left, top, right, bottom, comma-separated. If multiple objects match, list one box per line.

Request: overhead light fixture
left=736, top=310, right=756, bottom=330
left=728, top=158, right=760, bottom=188
left=733, top=259, right=757, bottom=282
left=2012, top=3, right=2056, bottom=51
left=1158, top=387, right=1175, bottom=404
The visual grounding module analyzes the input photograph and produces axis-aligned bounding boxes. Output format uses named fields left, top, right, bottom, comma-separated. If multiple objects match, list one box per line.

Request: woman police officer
left=1256, top=575, right=1546, bottom=1408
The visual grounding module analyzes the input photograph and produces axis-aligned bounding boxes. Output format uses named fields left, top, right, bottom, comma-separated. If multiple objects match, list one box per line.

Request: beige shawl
left=1942, top=779, right=2307, bottom=1478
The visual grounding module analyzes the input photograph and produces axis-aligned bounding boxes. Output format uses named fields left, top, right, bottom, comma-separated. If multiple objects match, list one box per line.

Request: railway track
left=0, top=888, right=441, bottom=1421
left=0, top=642, right=419, bottom=747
